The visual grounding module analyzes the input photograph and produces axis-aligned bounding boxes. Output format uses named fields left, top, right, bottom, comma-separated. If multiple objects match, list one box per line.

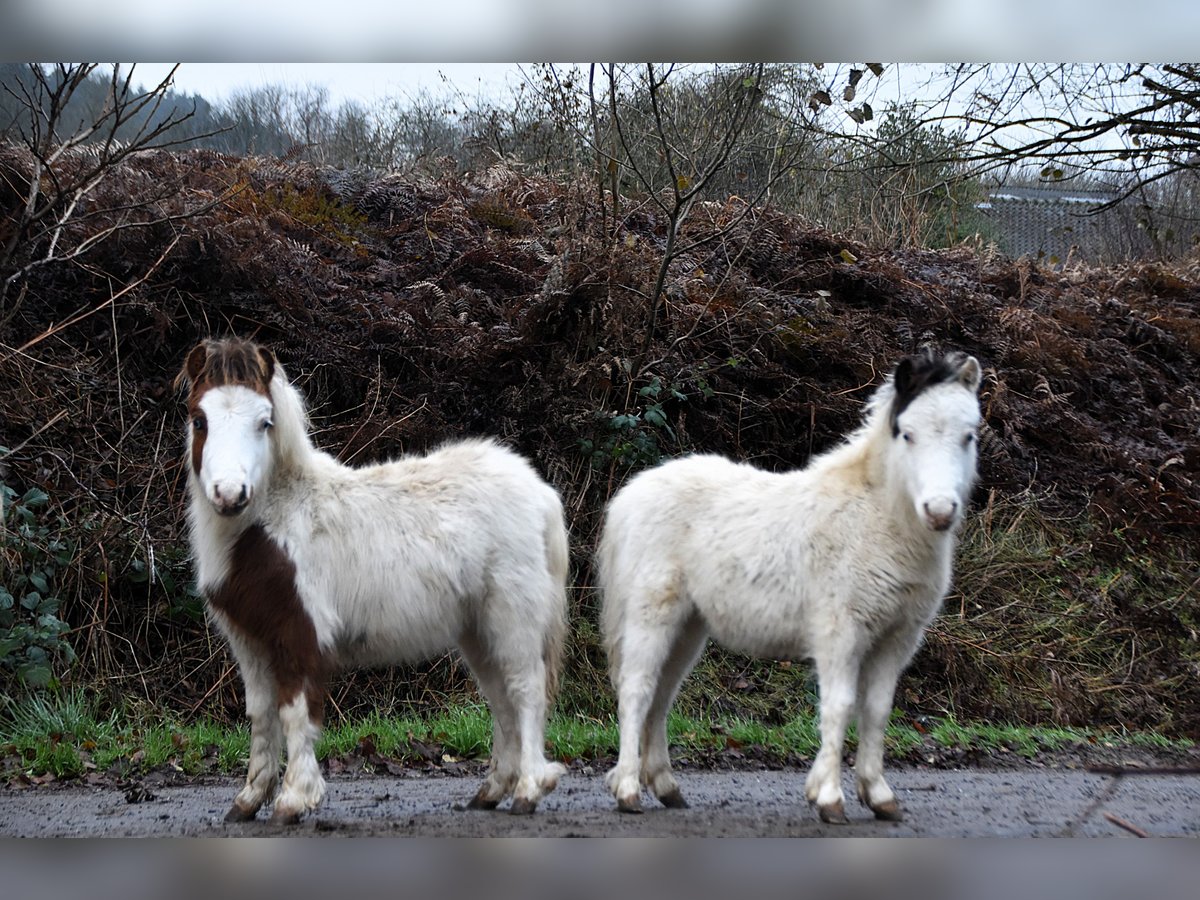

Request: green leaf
left=644, top=407, right=667, bottom=429
left=28, top=572, right=49, bottom=594
left=20, top=591, right=42, bottom=611
left=21, top=664, right=52, bottom=688
left=21, top=487, right=49, bottom=509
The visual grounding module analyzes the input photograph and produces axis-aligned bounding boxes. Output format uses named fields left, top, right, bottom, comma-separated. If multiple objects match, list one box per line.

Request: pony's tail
left=542, top=497, right=570, bottom=712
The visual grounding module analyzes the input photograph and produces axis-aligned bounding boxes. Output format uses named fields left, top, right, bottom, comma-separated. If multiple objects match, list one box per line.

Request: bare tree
left=574, top=63, right=835, bottom=375
left=918, top=64, right=1200, bottom=204
left=0, top=63, right=223, bottom=324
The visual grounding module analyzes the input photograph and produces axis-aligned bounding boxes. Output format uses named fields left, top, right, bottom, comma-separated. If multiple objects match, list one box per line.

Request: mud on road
left=3, top=765, right=1198, bottom=837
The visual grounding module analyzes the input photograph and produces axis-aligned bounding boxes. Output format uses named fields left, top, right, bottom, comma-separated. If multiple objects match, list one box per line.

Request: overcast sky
left=128, top=63, right=521, bottom=107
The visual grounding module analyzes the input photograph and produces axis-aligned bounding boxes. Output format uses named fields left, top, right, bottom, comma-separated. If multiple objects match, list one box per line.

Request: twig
left=6, top=233, right=181, bottom=360
left=188, top=663, right=237, bottom=718
left=0, top=409, right=68, bottom=458
left=1103, top=811, right=1149, bottom=838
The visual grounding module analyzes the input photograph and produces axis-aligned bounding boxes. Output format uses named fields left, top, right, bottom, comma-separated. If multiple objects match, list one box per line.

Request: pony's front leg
left=854, top=635, right=919, bottom=822
left=805, top=653, right=859, bottom=824
left=226, top=648, right=282, bottom=822
left=271, top=688, right=327, bottom=825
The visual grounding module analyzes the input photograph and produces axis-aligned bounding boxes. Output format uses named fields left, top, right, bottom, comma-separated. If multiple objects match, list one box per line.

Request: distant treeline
left=3, top=63, right=1196, bottom=261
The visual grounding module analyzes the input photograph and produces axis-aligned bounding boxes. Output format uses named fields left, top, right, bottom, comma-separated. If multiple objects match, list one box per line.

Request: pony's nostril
left=922, top=500, right=958, bottom=531
left=238, top=485, right=248, bottom=504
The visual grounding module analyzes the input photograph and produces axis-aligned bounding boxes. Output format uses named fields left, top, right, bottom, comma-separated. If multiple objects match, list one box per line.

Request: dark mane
left=177, top=337, right=275, bottom=398
left=889, top=350, right=969, bottom=437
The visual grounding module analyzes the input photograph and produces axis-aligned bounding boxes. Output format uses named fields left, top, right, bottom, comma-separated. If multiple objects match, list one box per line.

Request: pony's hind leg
left=506, top=653, right=566, bottom=815
left=639, top=611, right=707, bottom=809
left=805, top=646, right=861, bottom=824
left=606, top=615, right=685, bottom=813
left=458, top=631, right=520, bottom=810
left=226, top=647, right=281, bottom=822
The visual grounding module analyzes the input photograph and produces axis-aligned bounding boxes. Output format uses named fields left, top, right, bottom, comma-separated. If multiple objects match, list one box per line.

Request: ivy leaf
left=812, top=90, right=832, bottom=107
left=848, top=68, right=863, bottom=89
left=867, top=63, right=884, bottom=76
left=839, top=248, right=859, bottom=264
left=861, top=102, right=874, bottom=121
left=843, top=85, right=856, bottom=102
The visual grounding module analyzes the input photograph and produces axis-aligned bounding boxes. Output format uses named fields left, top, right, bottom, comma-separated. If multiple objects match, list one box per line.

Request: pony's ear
left=893, top=356, right=916, bottom=401
left=177, top=343, right=208, bottom=391
left=257, top=346, right=276, bottom=384
left=957, top=355, right=983, bottom=393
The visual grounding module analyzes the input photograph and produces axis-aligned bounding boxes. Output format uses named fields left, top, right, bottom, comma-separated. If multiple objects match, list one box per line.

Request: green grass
left=1, top=690, right=1192, bottom=780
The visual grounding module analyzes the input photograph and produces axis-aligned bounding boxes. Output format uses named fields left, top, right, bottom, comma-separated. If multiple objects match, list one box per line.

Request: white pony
left=177, top=337, right=569, bottom=823
left=600, top=351, right=983, bottom=823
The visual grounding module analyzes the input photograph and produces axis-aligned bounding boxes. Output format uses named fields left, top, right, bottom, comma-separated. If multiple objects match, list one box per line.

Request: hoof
left=818, top=801, right=848, bottom=825
left=509, top=797, right=538, bottom=816
left=872, top=799, right=904, bottom=822
left=616, top=795, right=643, bottom=814
left=269, top=807, right=303, bottom=826
left=224, top=801, right=259, bottom=823
left=657, top=787, right=689, bottom=809
left=467, top=789, right=501, bottom=811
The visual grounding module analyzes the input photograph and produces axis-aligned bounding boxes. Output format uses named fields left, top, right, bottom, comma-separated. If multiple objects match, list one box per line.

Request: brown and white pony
left=178, top=337, right=569, bottom=823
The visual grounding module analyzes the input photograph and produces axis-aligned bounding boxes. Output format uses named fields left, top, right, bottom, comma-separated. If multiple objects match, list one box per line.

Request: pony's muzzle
left=921, top=498, right=959, bottom=532
left=210, top=481, right=252, bottom=516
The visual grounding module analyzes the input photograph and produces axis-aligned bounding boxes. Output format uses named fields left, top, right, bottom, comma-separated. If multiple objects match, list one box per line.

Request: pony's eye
left=261, top=419, right=274, bottom=431
left=902, top=431, right=914, bottom=444
left=193, top=417, right=206, bottom=432
left=963, top=432, right=976, bottom=447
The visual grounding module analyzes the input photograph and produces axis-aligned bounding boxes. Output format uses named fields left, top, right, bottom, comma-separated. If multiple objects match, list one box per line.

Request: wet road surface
left=2, top=766, right=1197, bottom=837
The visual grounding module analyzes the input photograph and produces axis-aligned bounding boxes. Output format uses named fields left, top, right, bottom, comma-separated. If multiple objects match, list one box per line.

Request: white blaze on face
left=195, top=385, right=275, bottom=516
left=893, top=381, right=982, bottom=532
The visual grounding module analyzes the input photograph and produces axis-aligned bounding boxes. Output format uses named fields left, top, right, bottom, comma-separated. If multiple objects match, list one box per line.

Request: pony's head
left=883, top=350, right=983, bottom=533
left=177, top=338, right=278, bottom=517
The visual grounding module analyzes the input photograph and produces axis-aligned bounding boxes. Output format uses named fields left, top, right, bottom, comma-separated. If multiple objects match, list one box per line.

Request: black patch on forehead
left=889, top=350, right=969, bottom=437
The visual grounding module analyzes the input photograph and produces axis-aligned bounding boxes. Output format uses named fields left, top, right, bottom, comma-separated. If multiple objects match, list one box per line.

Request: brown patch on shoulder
left=208, top=524, right=327, bottom=720
left=178, top=337, right=278, bottom=479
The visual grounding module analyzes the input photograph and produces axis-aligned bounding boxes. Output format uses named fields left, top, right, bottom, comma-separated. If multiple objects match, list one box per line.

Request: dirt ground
left=3, top=763, right=1198, bottom=837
